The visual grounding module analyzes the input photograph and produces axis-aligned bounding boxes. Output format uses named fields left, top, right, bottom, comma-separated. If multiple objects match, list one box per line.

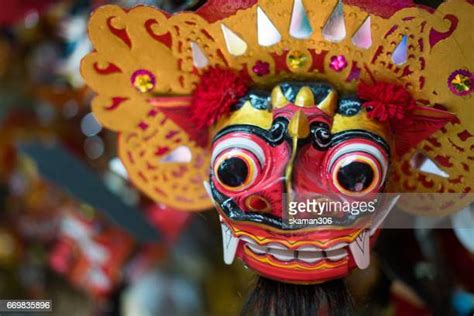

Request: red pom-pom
left=357, top=81, right=456, bottom=156
left=191, top=67, right=248, bottom=129
left=357, top=82, right=416, bottom=123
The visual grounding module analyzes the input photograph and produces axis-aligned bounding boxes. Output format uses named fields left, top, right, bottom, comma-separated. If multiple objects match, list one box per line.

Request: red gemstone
left=252, top=61, right=270, bottom=76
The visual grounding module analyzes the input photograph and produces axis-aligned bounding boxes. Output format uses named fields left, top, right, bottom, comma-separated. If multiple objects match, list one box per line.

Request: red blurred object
left=0, top=0, right=53, bottom=26
left=196, top=0, right=421, bottom=22
left=48, top=212, right=134, bottom=298
left=391, top=288, right=432, bottom=316
left=49, top=240, right=74, bottom=274
left=191, top=67, right=248, bottom=130
left=439, top=231, right=474, bottom=292
left=146, top=204, right=191, bottom=245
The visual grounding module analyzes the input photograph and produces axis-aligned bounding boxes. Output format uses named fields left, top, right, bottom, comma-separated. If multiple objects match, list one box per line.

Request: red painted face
left=209, top=82, right=392, bottom=283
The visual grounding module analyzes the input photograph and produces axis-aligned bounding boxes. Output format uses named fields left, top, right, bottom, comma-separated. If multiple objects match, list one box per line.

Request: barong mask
left=82, top=0, right=474, bottom=284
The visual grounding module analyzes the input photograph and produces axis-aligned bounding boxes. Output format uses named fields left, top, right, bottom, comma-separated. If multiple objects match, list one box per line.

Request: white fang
left=257, top=6, right=281, bottom=46
left=221, top=24, right=248, bottom=56
left=221, top=222, right=239, bottom=265
left=349, top=230, right=370, bottom=269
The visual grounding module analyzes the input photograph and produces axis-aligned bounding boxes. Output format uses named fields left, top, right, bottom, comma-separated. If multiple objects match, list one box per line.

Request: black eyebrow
left=232, top=90, right=271, bottom=111
left=212, top=117, right=289, bottom=147
left=279, top=82, right=333, bottom=104
left=329, top=130, right=391, bottom=156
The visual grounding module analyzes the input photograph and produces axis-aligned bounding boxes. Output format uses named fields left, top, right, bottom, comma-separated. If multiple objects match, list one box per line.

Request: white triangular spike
left=160, top=145, right=192, bottom=163
left=419, top=157, right=449, bottom=178
left=352, top=16, right=372, bottom=49
left=322, top=0, right=346, bottom=42
left=109, top=157, right=128, bottom=179
left=191, top=41, right=209, bottom=68
left=392, top=35, right=408, bottom=65
left=257, top=6, right=281, bottom=46
left=289, top=0, right=313, bottom=39
left=221, top=24, right=248, bottom=56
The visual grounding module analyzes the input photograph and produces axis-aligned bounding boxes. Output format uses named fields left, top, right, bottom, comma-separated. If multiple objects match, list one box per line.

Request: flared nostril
left=244, top=195, right=272, bottom=213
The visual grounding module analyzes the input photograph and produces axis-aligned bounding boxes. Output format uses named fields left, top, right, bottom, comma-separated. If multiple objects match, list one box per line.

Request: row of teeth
left=243, top=237, right=348, bottom=263
left=222, top=221, right=370, bottom=270
left=219, top=195, right=400, bottom=270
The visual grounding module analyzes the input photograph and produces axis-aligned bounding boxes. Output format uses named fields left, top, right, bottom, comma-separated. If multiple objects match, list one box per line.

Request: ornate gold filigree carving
left=82, top=1, right=474, bottom=214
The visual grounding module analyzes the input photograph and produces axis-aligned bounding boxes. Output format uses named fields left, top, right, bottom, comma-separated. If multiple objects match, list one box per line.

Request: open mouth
left=221, top=219, right=372, bottom=271
left=218, top=195, right=400, bottom=279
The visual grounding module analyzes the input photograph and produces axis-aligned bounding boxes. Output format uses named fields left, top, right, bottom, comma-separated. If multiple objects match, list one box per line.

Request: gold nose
left=285, top=110, right=309, bottom=202
left=288, top=110, right=310, bottom=139
left=294, top=86, right=315, bottom=108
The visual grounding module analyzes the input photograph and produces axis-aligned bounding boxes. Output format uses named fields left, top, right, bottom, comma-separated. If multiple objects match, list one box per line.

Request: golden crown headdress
left=81, top=0, right=474, bottom=214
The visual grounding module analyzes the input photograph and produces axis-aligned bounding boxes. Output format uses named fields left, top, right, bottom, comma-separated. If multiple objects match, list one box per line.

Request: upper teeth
left=268, top=247, right=295, bottom=261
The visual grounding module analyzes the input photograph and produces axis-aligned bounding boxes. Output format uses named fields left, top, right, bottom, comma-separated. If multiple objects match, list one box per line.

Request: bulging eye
left=211, top=138, right=266, bottom=192
left=213, top=149, right=261, bottom=191
left=333, top=155, right=379, bottom=195
left=328, top=142, right=388, bottom=196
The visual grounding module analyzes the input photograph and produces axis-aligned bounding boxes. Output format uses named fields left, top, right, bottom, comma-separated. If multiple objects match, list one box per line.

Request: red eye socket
left=213, top=149, right=262, bottom=192
left=328, top=142, right=388, bottom=196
